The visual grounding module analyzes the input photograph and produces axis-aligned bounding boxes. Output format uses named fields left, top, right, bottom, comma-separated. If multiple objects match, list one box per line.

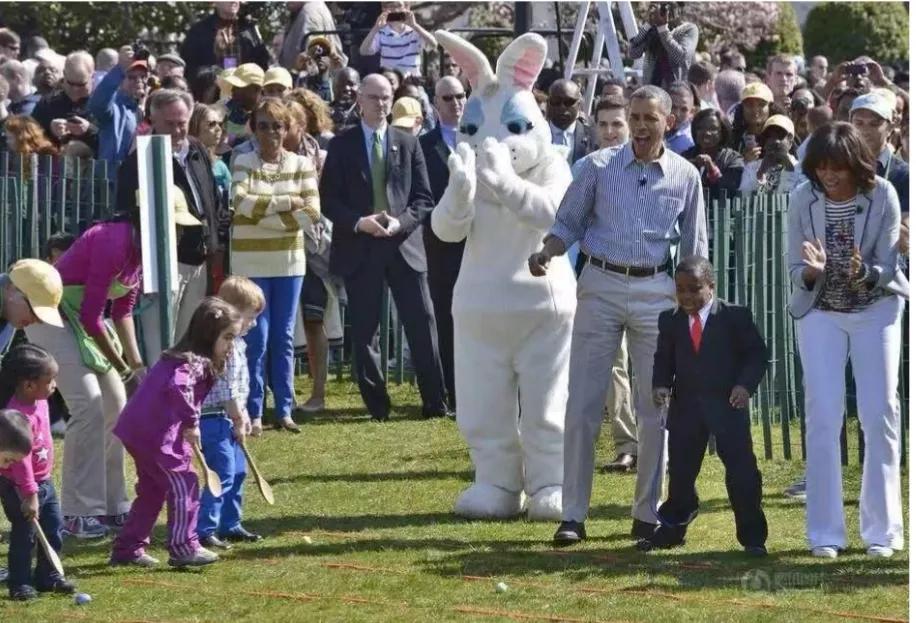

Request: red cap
left=127, top=59, right=149, bottom=73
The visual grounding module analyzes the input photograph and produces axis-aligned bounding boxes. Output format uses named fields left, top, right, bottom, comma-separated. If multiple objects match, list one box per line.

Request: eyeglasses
left=256, top=121, right=286, bottom=132
left=549, top=96, right=580, bottom=108
left=440, top=93, right=466, bottom=103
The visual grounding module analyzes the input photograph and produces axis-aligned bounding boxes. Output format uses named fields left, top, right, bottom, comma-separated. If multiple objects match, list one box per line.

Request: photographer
left=87, top=45, right=149, bottom=172
left=739, top=114, right=797, bottom=193
left=627, top=2, right=698, bottom=90
left=359, top=2, right=436, bottom=78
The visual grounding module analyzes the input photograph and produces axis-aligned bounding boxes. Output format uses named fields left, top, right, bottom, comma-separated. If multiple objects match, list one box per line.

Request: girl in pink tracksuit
left=111, top=298, right=241, bottom=569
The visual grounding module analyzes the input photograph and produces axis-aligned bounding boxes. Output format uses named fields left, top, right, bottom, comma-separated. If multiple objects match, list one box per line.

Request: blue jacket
left=87, top=65, right=139, bottom=171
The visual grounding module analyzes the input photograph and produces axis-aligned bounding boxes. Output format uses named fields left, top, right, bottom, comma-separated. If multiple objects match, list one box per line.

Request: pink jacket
left=55, top=220, right=142, bottom=337
left=0, top=397, right=53, bottom=495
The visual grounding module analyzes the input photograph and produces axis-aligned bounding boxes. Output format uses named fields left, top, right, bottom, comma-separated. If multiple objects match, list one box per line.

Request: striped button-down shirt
left=551, top=142, right=708, bottom=267
left=202, top=338, right=248, bottom=412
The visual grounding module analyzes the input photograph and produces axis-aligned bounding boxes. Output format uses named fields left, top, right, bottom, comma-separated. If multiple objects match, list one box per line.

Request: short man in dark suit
left=547, top=79, right=596, bottom=165
left=420, top=75, right=466, bottom=410
left=642, top=256, right=769, bottom=555
left=321, top=73, right=448, bottom=421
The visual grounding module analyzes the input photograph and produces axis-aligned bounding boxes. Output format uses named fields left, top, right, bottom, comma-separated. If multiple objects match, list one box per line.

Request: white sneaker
left=866, top=545, right=894, bottom=558
left=62, top=516, right=109, bottom=539
left=811, top=546, right=839, bottom=559
left=784, top=477, right=806, bottom=500
left=50, top=419, right=67, bottom=438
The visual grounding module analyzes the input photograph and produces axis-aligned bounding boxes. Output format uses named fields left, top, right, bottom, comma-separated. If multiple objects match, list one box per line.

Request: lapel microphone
left=639, top=177, right=647, bottom=187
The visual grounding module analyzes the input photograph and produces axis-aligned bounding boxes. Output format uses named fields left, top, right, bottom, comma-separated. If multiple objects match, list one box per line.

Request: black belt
left=200, top=409, right=229, bottom=420
left=587, top=255, right=670, bottom=277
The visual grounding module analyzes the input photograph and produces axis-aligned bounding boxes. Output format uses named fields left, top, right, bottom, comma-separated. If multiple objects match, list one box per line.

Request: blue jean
left=0, top=478, right=63, bottom=589
left=197, top=416, right=247, bottom=537
left=246, top=275, right=304, bottom=420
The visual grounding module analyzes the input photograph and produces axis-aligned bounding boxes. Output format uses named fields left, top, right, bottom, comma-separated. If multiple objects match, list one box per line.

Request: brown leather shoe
left=601, top=453, right=637, bottom=473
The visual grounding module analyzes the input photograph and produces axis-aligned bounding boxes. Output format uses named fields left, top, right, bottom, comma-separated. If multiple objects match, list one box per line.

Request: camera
left=132, top=43, right=150, bottom=62
left=846, top=63, right=867, bottom=77
left=387, top=11, right=406, bottom=22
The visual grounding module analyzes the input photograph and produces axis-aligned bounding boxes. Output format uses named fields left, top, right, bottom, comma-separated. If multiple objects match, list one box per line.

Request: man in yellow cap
left=223, top=63, right=264, bottom=147
left=1, top=259, right=64, bottom=352
left=262, top=67, right=293, bottom=99
left=739, top=114, right=796, bottom=193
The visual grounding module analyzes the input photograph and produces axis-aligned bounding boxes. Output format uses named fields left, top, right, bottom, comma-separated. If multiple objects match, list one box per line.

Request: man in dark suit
left=420, top=76, right=466, bottom=410
left=642, top=256, right=769, bottom=556
left=321, top=73, right=448, bottom=422
left=546, top=79, right=596, bottom=165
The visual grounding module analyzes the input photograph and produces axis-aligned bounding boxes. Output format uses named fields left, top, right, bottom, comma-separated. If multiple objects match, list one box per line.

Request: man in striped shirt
left=529, top=86, right=708, bottom=545
left=359, top=2, right=436, bottom=77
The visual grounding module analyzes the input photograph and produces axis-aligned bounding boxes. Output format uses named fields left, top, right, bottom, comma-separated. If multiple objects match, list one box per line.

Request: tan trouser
left=139, top=262, right=207, bottom=364
left=562, top=264, right=676, bottom=524
left=606, top=335, right=638, bottom=456
left=25, top=322, right=130, bottom=517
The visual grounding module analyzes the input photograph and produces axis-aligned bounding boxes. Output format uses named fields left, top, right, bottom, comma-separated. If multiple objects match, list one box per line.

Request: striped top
left=551, top=142, right=708, bottom=267
left=369, top=25, right=422, bottom=75
left=815, top=197, right=884, bottom=313
left=230, top=149, right=321, bottom=279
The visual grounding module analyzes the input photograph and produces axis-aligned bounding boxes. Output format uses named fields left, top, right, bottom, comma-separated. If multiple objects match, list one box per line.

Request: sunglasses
left=440, top=93, right=466, bottom=103
left=549, top=96, right=580, bottom=108
left=256, top=121, right=286, bottom=132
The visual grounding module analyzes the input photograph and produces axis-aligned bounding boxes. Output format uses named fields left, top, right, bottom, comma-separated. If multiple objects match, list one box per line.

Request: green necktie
left=371, top=131, right=388, bottom=214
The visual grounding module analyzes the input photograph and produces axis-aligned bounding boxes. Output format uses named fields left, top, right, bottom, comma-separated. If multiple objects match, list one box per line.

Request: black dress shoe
left=553, top=520, right=586, bottom=546
left=9, top=584, right=38, bottom=600
left=602, top=453, right=637, bottom=473
left=221, top=527, right=263, bottom=543
left=370, top=412, right=390, bottom=422
left=200, top=535, right=233, bottom=550
left=744, top=545, right=768, bottom=557
left=631, top=518, right=658, bottom=540
left=422, top=408, right=453, bottom=420
left=36, top=577, right=76, bottom=594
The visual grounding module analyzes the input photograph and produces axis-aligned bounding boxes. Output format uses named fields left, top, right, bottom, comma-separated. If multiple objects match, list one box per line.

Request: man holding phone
left=32, top=51, right=98, bottom=152
left=359, top=2, right=437, bottom=77
left=628, top=2, right=698, bottom=90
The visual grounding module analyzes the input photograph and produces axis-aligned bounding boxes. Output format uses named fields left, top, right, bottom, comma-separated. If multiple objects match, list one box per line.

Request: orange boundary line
left=453, top=605, right=626, bottom=623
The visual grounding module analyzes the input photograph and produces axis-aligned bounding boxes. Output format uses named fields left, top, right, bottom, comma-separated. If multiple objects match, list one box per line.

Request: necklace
left=258, top=149, right=288, bottom=183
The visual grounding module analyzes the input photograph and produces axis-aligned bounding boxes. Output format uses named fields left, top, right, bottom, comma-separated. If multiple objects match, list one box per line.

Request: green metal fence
left=0, top=153, right=908, bottom=463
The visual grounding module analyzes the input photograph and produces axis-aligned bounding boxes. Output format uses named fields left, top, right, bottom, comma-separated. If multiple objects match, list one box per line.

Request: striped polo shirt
left=371, top=25, right=422, bottom=75
left=551, top=142, right=708, bottom=267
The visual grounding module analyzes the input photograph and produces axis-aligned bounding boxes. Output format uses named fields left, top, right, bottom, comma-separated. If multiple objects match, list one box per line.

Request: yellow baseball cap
left=263, top=67, right=293, bottom=90
left=741, top=82, right=774, bottom=104
left=222, top=63, right=265, bottom=89
left=762, top=114, right=795, bottom=137
left=8, top=259, right=64, bottom=327
left=391, top=97, right=422, bottom=128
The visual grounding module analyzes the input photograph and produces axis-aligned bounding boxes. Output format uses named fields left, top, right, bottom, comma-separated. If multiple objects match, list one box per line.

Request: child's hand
left=20, top=493, right=39, bottom=520
left=652, top=387, right=670, bottom=408
left=183, top=425, right=201, bottom=447
left=729, top=386, right=750, bottom=409
left=233, top=411, right=252, bottom=440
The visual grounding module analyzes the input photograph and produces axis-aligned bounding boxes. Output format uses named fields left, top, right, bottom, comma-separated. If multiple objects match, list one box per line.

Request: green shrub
left=802, top=2, right=909, bottom=65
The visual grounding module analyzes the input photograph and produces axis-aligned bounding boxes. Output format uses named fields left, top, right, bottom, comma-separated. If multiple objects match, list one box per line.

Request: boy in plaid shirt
left=197, top=277, right=266, bottom=548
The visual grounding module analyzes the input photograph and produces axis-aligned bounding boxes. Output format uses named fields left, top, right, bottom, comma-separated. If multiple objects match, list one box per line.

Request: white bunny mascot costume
left=431, top=31, right=576, bottom=520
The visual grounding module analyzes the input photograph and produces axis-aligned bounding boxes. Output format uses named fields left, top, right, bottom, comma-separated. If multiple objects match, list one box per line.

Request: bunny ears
left=434, top=30, right=547, bottom=93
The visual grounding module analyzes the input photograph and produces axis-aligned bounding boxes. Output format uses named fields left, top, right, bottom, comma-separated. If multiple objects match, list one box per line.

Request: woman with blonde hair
left=287, top=88, right=335, bottom=148
left=231, top=98, right=321, bottom=435
left=189, top=103, right=231, bottom=204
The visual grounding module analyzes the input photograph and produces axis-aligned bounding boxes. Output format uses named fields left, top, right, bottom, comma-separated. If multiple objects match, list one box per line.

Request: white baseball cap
left=850, top=92, right=894, bottom=122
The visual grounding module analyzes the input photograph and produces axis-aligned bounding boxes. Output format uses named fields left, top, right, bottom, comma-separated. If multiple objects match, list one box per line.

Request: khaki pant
left=25, top=322, right=130, bottom=517
left=606, top=335, right=637, bottom=456
left=139, top=262, right=207, bottom=364
left=562, top=264, right=676, bottom=524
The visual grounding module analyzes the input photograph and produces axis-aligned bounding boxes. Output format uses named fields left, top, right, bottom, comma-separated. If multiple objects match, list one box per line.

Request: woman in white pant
left=787, top=122, right=908, bottom=559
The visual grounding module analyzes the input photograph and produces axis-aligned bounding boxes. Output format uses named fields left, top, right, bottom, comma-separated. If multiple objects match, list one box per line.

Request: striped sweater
left=230, top=150, right=321, bottom=278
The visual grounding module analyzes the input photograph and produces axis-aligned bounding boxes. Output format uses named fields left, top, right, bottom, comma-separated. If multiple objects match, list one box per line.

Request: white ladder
left=563, top=1, right=640, bottom=113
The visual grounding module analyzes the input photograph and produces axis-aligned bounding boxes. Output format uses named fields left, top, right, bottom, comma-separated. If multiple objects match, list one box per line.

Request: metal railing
left=0, top=152, right=907, bottom=464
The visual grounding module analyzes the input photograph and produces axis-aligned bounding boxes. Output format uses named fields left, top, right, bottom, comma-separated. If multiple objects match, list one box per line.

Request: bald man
left=419, top=75, right=467, bottom=409
left=546, top=79, right=595, bottom=164
left=321, top=74, right=448, bottom=421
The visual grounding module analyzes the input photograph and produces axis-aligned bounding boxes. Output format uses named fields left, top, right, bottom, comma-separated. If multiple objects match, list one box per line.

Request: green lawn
left=0, top=375, right=907, bottom=623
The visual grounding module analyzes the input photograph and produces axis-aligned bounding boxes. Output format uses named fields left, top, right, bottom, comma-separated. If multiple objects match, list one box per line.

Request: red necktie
left=690, top=313, right=703, bottom=353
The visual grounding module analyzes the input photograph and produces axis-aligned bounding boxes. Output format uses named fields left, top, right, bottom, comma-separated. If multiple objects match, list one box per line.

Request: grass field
left=0, top=375, right=908, bottom=623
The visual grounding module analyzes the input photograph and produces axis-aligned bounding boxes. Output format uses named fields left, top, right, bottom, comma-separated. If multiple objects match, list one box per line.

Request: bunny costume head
left=435, top=31, right=552, bottom=176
